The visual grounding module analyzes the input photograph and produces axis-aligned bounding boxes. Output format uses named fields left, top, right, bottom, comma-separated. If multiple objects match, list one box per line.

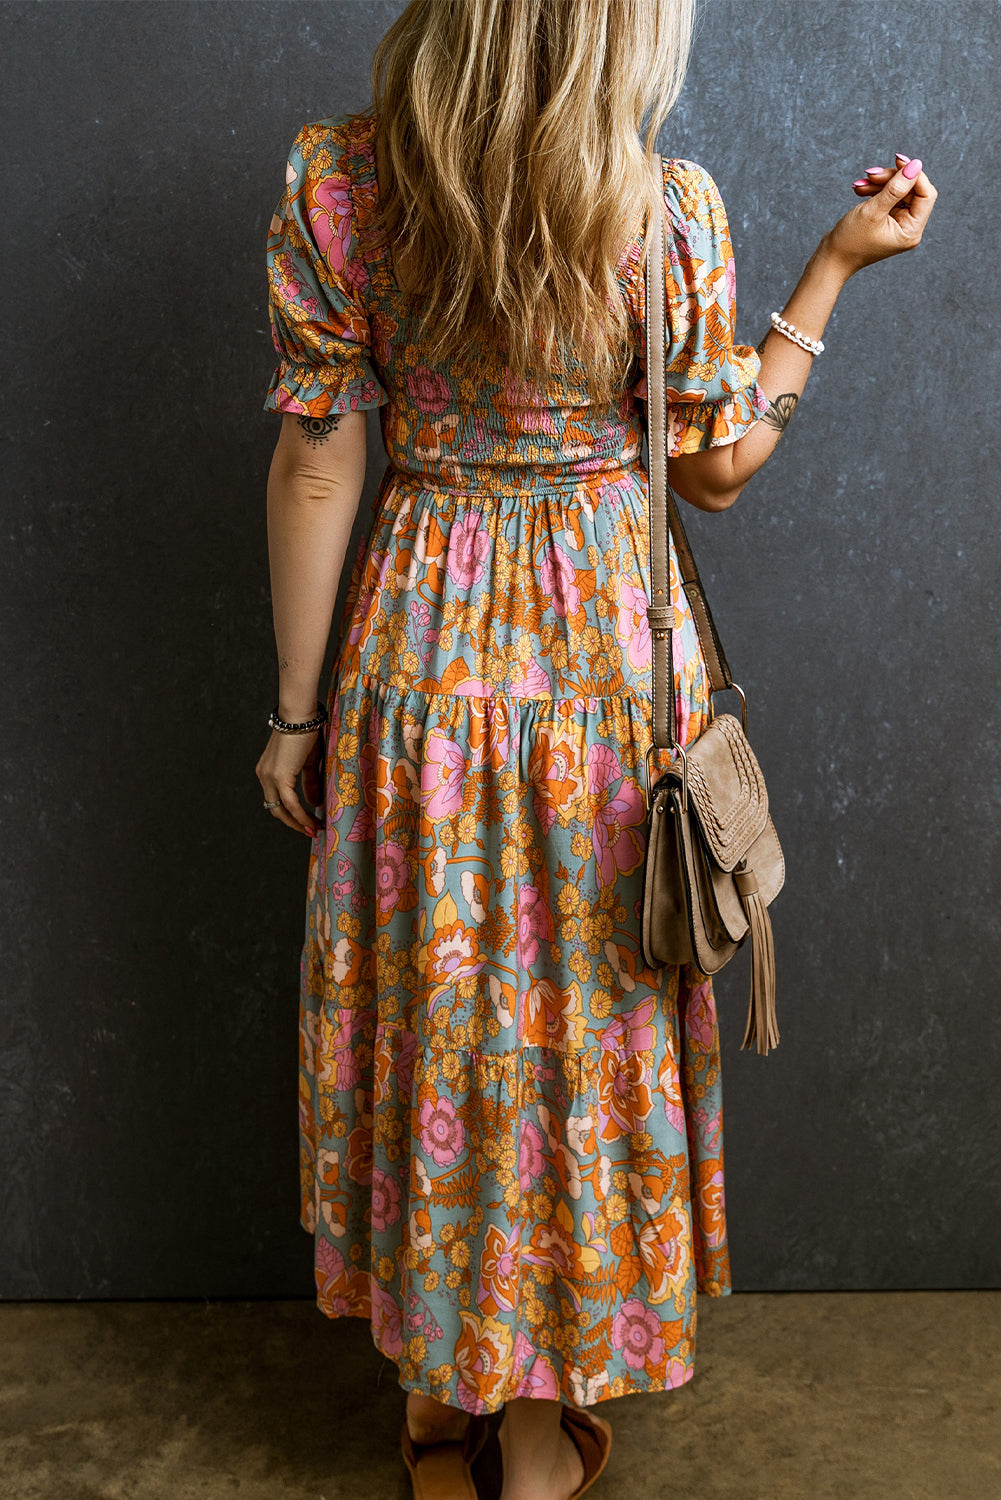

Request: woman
left=255, top=3, right=936, bottom=1496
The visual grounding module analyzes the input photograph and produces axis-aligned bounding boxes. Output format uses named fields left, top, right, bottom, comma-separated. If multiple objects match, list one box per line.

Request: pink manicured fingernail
left=902, top=157, right=922, bottom=179
left=864, top=166, right=884, bottom=175
left=852, top=178, right=869, bottom=188
left=895, top=152, right=911, bottom=163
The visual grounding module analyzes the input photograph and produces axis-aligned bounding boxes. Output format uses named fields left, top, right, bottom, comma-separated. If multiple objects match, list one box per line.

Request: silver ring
left=263, top=799, right=281, bottom=810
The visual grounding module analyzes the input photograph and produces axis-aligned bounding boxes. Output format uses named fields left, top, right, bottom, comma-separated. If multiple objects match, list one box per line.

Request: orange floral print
left=265, top=110, right=768, bottom=1412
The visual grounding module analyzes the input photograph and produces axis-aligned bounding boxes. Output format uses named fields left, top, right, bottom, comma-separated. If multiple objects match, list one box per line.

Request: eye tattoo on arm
left=762, top=393, right=799, bottom=434
left=297, top=415, right=341, bottom=446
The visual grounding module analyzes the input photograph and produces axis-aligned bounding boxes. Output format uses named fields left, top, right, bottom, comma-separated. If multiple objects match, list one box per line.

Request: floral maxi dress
left=264, top=112, right=769, bottom=1413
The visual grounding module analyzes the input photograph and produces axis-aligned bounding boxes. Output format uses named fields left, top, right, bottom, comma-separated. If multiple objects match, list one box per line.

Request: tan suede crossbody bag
left=639, top=156, right=784, bottom=1056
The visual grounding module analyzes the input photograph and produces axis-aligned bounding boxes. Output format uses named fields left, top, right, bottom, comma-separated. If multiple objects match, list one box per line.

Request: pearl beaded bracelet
left=769, top=310, right=824, bottom=356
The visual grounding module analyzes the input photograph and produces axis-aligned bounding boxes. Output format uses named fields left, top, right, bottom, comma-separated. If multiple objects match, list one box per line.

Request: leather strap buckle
left=709, top=681, right=748, bottom=732
left=644, top=740, right=688, bottom=814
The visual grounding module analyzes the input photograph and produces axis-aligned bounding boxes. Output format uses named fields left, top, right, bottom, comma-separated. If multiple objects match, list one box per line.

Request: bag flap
left=684, top=713, right=769, bottom=872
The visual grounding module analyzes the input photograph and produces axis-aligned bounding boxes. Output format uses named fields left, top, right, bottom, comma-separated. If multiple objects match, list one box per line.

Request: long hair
left=364, top=0, right=698, bottom=405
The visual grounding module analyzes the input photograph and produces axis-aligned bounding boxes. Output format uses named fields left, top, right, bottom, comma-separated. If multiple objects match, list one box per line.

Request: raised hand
left=825, top=151, right=938, bottom=277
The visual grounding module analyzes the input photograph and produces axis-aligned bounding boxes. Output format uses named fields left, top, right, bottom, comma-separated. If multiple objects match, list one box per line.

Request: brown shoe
left=400, top=1410, right=489, bottom=1499
left=561, top=1405, right=613, bottom=1499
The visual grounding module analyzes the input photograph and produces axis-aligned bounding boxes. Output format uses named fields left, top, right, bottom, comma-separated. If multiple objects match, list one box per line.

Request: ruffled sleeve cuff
left=263, top=359, right=388, bottom=417
left=667, top=346, right=770, bottom=455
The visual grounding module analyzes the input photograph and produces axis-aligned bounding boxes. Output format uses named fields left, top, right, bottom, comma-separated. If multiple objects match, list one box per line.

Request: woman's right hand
left=823, top=152, right=937, bottom=279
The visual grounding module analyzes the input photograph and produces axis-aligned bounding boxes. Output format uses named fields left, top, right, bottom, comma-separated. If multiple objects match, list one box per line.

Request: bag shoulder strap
left=645, top=153, right=735, bottom=750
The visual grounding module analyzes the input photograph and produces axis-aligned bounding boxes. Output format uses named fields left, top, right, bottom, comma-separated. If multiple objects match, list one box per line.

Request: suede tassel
left=734, top=864, right=779, bottom=1055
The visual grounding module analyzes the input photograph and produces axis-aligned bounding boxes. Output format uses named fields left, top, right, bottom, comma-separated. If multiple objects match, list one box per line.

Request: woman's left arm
left=255, top=410, right=368, bottom=836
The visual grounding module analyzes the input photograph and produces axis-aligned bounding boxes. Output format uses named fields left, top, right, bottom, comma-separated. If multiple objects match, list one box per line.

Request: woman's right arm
left=667, top=154, right=938, bottom=513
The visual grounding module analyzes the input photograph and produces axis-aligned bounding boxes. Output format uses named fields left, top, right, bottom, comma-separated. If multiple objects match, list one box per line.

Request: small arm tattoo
left=297, top=415, right=341, bottom=446
left=761, top=393, right=799, bottom=434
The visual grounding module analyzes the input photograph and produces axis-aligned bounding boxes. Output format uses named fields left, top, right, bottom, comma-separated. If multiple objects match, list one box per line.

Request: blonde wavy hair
left=363, top=0, right=698, bottom=405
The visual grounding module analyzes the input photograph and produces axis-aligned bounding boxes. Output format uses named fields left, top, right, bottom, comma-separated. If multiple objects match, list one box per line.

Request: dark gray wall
left=1, top=0, right=998, bottom=1299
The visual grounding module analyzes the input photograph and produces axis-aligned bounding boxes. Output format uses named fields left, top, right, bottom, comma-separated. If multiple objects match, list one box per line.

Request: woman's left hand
left=256, top=727, right=325, bottom=836
left=851, top=152, right=923, bottom=198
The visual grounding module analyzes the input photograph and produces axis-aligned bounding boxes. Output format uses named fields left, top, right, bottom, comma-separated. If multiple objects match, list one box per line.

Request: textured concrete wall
left=2, top=0, right=997, bottom=1298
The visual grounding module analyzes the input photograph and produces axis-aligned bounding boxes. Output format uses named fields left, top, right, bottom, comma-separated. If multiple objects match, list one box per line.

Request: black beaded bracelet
left=268, top=701, right=328, bottom=735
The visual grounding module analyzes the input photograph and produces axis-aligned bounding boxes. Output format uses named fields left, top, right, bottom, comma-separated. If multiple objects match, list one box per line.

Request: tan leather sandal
left=400, top=1410, right=490, bottom=1500
left=561, top=1405, right=613, bottom=1499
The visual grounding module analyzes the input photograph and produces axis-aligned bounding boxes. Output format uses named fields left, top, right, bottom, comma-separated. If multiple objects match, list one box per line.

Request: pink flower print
left=612, top=1299, right=665, bottom=1372
left=458, top=414, right=490, bottom=461
left=408, top=1293, right=445, bottom=1342
left=370, top=1166, right=402, bottom=1232
left=517, top=883, right=551, bottom=967
left=327, top=851, right=354, bottom=904
left=614, top=579, right=652, bottom=673
left=597, top=471, right=633, bottom=514
left=375, top=840, right=410, bottom=914
left=586, top=742, right=620, bottom=797
left=592, top=783, right=646, bottom=881
left=673, top=627, right=693, bottom=747
left=518, top=1118, right=545, bottom=1190
left=406, top=365, right=452, bottom=415
left=511, top=1334, right=560, bottom=1399
left=371, top=1283, right=403, bottom=1357
left=587, top=743, right=646, bottom=887
left=418, top=1095, right=466, bottom=1167
left=723, top=252, right=736, bottom=313
left=315, top=1239, right=346, bottom=1288
left=539, top=544, right=581, bottom=619
left=447, top=513, right=491, bottom=589
left=510, top=655, right=553, bottom=698
left=329, top=1047, right=362, bottom=1089
left=396, top=1029, right=418, bottom=1098
left=310, top=177, right=352, bottom=272
left=685, top=977, right=717, bottom=1054
left=501, top=368, right=551, bottom=414
left=407, top=597, right=440, bottom=671
left=422, top=732, right=467, bottom=820
left=273, top=250, right=302, bottom=300
left=516, top=403, right=559, bottom=437
left=694, top=1104, right=722, bottom=1153
left=603, top=995, right=656, bottom=1057
left=273, top=392, right=310, bottom=414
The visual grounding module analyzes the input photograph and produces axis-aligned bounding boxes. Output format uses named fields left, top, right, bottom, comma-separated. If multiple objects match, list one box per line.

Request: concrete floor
left=1, top=1293, right=999, bottom=1499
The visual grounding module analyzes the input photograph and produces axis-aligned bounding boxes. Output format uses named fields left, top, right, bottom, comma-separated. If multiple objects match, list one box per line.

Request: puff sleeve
left=263, top=121, right=389, bottom=417
left=637, top=158, right=769, bottom=456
